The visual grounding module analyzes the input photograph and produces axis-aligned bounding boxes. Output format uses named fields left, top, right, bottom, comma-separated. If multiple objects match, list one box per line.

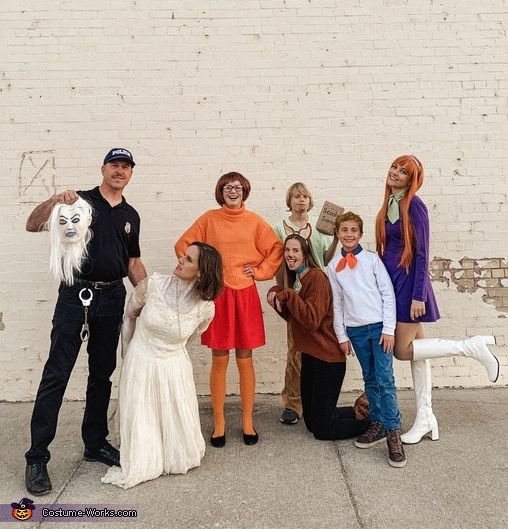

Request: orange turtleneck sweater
left=175, top=204, right=283, bottom=290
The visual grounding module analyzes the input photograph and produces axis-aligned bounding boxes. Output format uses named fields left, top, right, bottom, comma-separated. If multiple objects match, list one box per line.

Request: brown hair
left=282, top=234, right=320, bottom=289
left=285, top=182, right=314, bottom=211
left=335, top=211, right=364, bottom=235
left=375, top=155, right=424, bottom=270
left=190, top=241, right=224, bottom=301
left=214, top=172, right=252, bottom=206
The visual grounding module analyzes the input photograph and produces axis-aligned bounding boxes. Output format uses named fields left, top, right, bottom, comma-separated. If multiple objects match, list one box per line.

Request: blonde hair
left=285, top=182, right=314, bottom=211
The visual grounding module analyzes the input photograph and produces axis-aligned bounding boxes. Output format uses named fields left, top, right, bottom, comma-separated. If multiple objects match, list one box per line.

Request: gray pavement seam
left=335, top=443, right=365, bottom=529
left=31, top=460, right=83, bottom=528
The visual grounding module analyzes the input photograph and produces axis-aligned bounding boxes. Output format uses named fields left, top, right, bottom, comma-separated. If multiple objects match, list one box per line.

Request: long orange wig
left=375, top=155, right=424, bottom=270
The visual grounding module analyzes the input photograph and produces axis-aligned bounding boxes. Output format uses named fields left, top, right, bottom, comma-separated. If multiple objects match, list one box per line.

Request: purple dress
left=382, top=196, right=440, bottom=323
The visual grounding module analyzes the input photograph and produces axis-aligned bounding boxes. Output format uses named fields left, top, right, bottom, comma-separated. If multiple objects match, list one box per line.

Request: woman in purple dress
left=375, top=155, right=499, bottom=445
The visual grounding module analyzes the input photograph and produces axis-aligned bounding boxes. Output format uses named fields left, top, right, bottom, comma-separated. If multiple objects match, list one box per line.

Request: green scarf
left=386, top=188, right=408, bottom=223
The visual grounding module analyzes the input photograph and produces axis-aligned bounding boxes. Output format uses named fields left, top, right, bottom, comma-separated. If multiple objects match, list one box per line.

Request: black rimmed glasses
left=223, top=185, right=243, bottom=193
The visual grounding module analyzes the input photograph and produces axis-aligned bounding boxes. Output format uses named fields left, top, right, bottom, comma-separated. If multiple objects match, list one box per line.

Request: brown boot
left=353, top=392, right=369, bottom=421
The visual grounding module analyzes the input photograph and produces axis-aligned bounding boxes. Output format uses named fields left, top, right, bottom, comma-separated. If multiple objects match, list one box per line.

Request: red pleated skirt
left=201, top=284, right=265, bottom=350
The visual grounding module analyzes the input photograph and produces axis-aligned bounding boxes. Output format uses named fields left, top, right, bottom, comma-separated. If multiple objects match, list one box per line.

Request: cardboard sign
left=316, top=200, right=345, bottom=235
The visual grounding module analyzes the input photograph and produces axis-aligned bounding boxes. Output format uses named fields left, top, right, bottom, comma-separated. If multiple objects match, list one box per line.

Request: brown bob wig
left=214, top=172, right=252, bottom=206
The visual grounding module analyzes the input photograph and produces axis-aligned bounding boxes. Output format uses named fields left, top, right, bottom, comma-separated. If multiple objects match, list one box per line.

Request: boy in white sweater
left=327, top=211, right=406, bottom=468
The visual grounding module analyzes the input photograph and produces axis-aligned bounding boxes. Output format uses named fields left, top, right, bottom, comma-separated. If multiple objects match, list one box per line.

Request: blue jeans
left=346, top=322, right=400, bottom=430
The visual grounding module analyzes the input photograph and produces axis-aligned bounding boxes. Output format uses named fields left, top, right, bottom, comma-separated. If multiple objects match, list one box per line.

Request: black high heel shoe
left=243, top=429, right=258, bottom=446
left=210, top=434, right=226, bottom=448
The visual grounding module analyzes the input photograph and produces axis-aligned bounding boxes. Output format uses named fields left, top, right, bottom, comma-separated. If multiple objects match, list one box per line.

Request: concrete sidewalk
left=1, top=388, right=507, bottom=529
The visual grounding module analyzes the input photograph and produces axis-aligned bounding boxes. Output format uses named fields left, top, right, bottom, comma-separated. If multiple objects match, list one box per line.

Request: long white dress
left=101, top=273, right=214, bottom=489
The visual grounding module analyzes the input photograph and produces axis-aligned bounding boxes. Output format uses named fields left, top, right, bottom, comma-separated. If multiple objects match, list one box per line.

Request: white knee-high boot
left=401, top=359, right=439, bottom=445
left=412, top=336, right=499, bottom=383
left=401, top=335, right=499, bottom=445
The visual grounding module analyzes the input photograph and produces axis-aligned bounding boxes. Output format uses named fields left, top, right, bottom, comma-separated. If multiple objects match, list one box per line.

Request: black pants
left=25, top=282, right=126, bottom=464
left=301, top=353, right=369, bottom=440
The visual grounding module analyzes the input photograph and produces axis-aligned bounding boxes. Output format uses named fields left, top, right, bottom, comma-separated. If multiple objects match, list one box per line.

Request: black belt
left=74, top=278, right=124, bottom=290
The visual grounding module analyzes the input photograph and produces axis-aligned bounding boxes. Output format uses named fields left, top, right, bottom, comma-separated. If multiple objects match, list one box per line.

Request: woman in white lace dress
left=102, top=242, right=223, bottom=489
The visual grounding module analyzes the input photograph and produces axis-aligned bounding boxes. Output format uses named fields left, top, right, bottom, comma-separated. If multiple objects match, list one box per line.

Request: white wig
left=48, top=197, right=93, bottom=285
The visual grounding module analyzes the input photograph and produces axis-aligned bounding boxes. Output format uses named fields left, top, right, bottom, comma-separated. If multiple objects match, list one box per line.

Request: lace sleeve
left=125, top=277, right=149, bottom=318
left=121, top=277, right=149, bottom=357
left=194, top=301, right=215, bottom=336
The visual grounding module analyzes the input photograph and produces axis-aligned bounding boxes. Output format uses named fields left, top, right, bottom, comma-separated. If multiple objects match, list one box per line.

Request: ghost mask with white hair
left=48, top=197, right=93, bottom=285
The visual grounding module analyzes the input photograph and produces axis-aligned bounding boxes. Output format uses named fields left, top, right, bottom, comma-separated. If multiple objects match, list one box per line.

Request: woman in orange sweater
left=175, top=172, right=283, bottom=447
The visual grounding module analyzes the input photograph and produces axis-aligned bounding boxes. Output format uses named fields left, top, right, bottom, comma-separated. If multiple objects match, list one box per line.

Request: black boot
left=25, top=462, right=52, bottom=496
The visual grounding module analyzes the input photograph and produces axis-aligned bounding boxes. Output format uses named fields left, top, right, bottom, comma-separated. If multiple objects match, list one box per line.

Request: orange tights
left=209, top=355, right=256, bottom=437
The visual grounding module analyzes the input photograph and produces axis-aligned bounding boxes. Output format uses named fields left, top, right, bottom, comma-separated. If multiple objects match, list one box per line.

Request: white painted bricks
left=0, top=0, right=507, bottom=401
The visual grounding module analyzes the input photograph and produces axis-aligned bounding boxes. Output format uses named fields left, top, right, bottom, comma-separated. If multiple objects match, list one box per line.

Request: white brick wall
left=1, top=0, right=507, bottom=401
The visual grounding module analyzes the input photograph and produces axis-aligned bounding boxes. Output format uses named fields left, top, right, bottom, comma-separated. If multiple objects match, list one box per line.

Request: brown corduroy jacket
left=269, top=268, right=345, bottom=363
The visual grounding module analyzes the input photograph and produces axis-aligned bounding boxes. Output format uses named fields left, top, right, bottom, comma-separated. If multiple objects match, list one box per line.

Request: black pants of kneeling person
left=301, top=352, right=370, bottom=440
left=25, top=282, right=126, bottom=465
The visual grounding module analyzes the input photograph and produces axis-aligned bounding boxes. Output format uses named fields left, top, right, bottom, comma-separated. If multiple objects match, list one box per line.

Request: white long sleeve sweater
left=326, top=249, right=396, bottom=343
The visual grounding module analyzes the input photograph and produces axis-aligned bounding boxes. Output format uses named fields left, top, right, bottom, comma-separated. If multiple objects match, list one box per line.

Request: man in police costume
left=24, top=148, right=147, bottom=495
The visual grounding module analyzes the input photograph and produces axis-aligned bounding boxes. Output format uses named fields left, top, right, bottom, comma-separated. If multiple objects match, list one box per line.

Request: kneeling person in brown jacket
left=267, top=234, right=370, bottom=440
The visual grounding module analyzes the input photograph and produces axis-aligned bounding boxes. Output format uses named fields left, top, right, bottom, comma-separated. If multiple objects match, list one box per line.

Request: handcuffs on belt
left=79, top=288, right=93, bottom=342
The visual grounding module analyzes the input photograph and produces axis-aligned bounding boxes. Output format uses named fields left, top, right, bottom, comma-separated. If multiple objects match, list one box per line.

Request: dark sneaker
left=353, top=392, right=370, bottom=421
left=280, top=408, right=299, bottom=424
left=386, top=429, right=407, bottom=468
left=25, top=462, right=52, bottom=496
left=355, top=421, right=386, bottom=448
left=84, top=442, right=120, bottom=467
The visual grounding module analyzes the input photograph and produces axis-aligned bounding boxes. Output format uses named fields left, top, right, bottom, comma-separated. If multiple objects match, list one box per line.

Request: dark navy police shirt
left=77, top=187, right=141, bottom=281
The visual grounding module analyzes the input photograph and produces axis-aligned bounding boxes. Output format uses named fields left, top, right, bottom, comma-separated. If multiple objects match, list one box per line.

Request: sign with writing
left=316, top=200, right=345, bottom=236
